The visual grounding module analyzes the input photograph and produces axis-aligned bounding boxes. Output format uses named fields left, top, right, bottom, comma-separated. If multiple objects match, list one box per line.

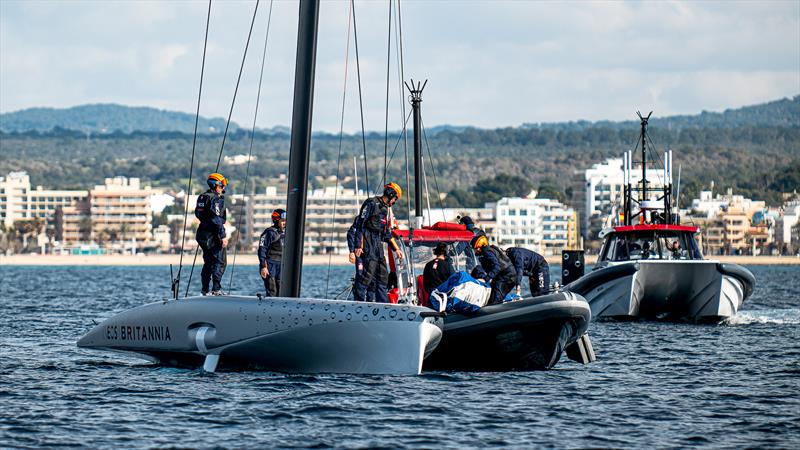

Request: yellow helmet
left=471, top=235, right=489, bottom=249
left=384, top=182, right=402, bottom=200
left=207, top=173, right=228, bottom=189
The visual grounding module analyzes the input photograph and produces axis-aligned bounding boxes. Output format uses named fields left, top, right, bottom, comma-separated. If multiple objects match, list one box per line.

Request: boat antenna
left=406, top=78, right=427, bottom=229
left=281, top=0, right=321, bottom=297
left=174, top=0, right=212, bottom=300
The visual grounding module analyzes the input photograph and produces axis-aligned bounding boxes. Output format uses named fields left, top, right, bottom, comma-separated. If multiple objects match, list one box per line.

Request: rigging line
left=382, top=0, right=393, bottom=184
left=379, top=0, right=405, bottom=194
left=421, top=152, right=432, bottom=225
left=228, top=0, right=275, bottom=294
left=351, top=0, right=370, bottom=194
left=184, top=247, right=200, bottom=298
left=395, top=0, right=412, bottom=228
left=325, top=0, right=354, bottom=299
left=214, top=0, right=261, bottom=171
left=175, top=0, right=212, bottom=299
left=421, top=116, right=447, bottom=222
left=380, top=110, right=413, bottom=188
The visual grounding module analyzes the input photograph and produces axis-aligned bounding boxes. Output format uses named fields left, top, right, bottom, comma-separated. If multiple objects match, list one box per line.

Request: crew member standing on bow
left=505, top=247, right=550, bottom=297
left=195, top=173, right=228, bottom=296
left=471, top=235, right=516, bottom=305
left=258, top=208, right=286, bottom=297
left=352, top=182, right=404, bottom=303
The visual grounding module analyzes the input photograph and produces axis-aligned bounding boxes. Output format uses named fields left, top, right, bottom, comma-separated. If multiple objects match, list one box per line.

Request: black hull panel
left=424, top=293, right=591, bottom=371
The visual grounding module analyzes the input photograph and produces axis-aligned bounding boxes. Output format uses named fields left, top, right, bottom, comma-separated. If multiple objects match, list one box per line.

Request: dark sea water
left=1, top=264, right=799, bottom=449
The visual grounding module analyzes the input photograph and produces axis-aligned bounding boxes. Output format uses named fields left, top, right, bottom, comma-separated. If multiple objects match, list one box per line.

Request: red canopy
left=393, top=221, right=474, bottom=244
left=613, top=224, right=699, bottom=233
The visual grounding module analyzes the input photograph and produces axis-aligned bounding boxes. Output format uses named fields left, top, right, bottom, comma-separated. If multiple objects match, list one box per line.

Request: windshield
left=392, top=240, right=477, bottom=304
left=600, top=230, right=703, bottom=262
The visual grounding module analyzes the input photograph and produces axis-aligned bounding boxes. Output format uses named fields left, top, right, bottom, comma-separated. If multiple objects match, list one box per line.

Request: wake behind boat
left=78, top=296, right=442, bottom=374
left=565, top=113, right=755, bottom=323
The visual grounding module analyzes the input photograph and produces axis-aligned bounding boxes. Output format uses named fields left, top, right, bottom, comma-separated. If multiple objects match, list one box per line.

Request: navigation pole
left=406, top=79, right=427, bottom=229
left=281, top=0, right=320, bottom=297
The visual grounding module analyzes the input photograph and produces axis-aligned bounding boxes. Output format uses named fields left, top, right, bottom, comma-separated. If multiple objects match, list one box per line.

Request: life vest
left=261, top=226, right=284, bottom=261
left=486, top=245, right=513, bottom=272
left=361, top=197, right=390, bottom=233
left=195, top=190, right=225, bottom=223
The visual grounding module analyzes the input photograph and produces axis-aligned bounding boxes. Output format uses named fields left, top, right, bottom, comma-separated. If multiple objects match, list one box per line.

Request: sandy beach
left=1, top=253, right=798, bottom=266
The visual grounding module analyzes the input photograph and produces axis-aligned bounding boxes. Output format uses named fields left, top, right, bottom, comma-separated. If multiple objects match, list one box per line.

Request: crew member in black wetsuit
left=471, top=235, right=516, bottom=305
left=505, top=247, right=550, bottom=297
left=352, top=182, right=403, bottom=303
left=195, top=173, right=228, bottom=296
left=423, top=243, right=455, bottom=294
left=258, top=208, right=285, bottom=297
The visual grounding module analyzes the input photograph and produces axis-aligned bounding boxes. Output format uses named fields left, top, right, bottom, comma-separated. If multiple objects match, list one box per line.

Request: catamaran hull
left=567, top=261, right=755, bottom=323
left=78, top=296, right=443, bottom=375
left=423, top=292, right=592, bottom=371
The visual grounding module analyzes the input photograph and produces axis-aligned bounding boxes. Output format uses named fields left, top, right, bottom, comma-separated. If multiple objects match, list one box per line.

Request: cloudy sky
left=1, top=0, right=798, bottom=132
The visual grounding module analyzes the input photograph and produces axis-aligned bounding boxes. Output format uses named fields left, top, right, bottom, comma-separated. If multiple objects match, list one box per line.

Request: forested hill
left=0, top=104, right=238, bottom=134
left=0, top=96, right=798, bottom=209
left=1, top=96, right=798, bottom=135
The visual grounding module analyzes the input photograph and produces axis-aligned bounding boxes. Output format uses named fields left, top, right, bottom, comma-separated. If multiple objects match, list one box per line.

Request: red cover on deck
left=613, top=224, right=699, bottom=233
left=393, top=222, right=474, bottom=244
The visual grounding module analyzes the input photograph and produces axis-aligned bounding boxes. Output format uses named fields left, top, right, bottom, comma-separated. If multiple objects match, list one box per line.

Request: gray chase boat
left=565, top=112, right=754, bottom=323
left=77, top=296, right=442, bottom=374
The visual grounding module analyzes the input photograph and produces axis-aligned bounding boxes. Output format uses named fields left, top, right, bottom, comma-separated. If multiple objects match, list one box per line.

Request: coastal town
left=2, top=157, right=798, bottom=261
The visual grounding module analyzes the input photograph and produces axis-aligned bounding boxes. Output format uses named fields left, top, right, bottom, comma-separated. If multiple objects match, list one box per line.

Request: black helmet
left=459, top=215, right=475, bottom=230
left=433, top=242, right=448, bottom=256
left=271, top=208, right=286, bottom=223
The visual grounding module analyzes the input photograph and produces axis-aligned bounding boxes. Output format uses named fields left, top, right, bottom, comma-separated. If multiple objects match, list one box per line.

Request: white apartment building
left=245, top=185, right=366, bottom=254
left=495, top=196, right=577, bottom=255
left=584, top=158, right=626, bottom=224
left=774, top=201, right=800, bottom=251
left=690, top=189, right=766, bottom=219
left=0, top=171, right=87, bottom=230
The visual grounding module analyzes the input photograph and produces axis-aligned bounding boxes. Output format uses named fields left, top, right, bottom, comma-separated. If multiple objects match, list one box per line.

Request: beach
left=2, top=253, right=798, bottom=266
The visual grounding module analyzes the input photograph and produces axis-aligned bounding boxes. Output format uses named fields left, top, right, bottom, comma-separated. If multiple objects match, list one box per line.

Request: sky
left=1, top=0, right=798, bottom=132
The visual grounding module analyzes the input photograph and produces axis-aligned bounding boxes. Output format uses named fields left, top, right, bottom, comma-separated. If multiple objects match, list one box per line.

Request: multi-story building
left=494, top=195, right=577, bottom=255
left=775, top=201, right=800, bottom=254
left=583, top=158, right=656, bottom=238
left=0, top=172, right=87, bottom=231
left=245, top=185, right=366, bottom=255
left=89, top=177, right=153, bottom=243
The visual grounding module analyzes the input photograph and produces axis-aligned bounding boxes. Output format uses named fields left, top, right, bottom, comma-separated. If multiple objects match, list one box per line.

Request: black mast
left=406, top=79, right=427, bottom=228
left=281, top=0, right=320, bottom=297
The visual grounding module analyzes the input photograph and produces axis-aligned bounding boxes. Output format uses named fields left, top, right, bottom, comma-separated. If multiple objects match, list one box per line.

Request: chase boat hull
left=566, top=260, right=755, bottom=323
left=423, top=291, right=592, bottom=371
left=78, top=296, right=443, bottom=375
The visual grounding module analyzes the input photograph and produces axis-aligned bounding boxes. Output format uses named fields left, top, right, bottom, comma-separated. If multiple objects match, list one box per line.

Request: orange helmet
left=384, top=182, right=402, bottom=200
left=207, top=173, right=228, bottom=189
left=470, top=235, right=489, bottom=249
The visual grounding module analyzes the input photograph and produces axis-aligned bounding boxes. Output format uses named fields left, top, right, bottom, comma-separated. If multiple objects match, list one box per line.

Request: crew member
left=471, top=235, right=516, bottom=305
left=195, top=173, right=228, bottom=296
left=423, top=243, right=455, bottom=294
left=346, top=214, right=373, bottom=302
left=258, top=208, right=285, bottom=297
left=457, top=216, right=485, bottom=269
left=505, top=247, right=550, bottom=297
left=352, top=182, right=404, bottom=303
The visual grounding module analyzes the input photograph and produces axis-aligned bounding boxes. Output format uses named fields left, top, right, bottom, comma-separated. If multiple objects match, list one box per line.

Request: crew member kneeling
left=195, top=173, right=228, bottom=296
left=258, top=208, right=286, bottom=297
left=352, top=182, right=404, bottom=303
left=471, top=235, right=516, bottom=305
left=506, top=247, right=550, bottom=297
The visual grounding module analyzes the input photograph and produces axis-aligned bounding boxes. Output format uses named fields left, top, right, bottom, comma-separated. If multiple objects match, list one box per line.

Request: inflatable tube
left=717, top=263, right=756, bottom=300
left=564, top=263, right=638, bottom=296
